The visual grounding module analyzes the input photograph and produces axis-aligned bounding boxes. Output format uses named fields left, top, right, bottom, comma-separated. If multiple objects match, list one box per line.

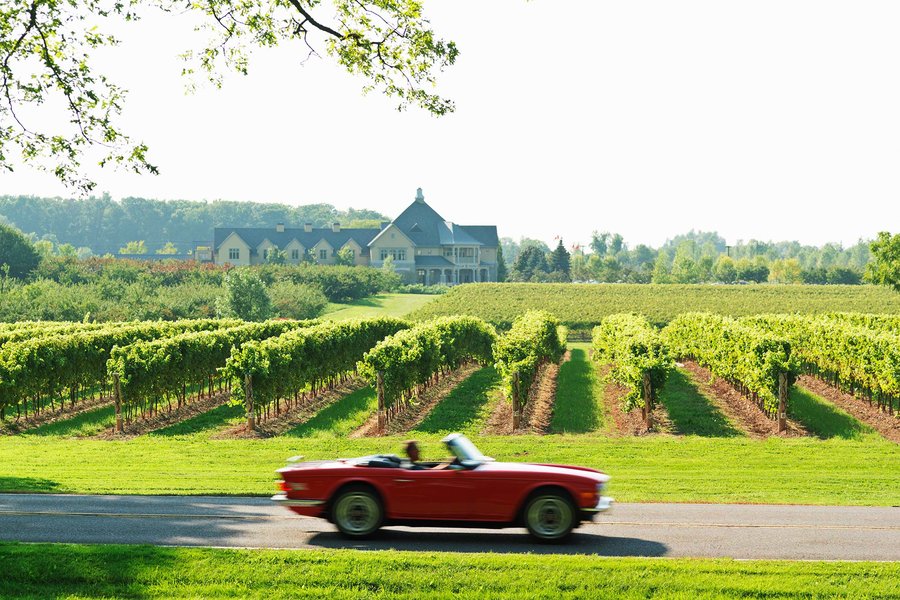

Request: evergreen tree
left=549, top=239, right=571, bottom=278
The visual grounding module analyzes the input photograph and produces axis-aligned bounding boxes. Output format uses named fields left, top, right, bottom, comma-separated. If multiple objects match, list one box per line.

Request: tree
left=496, top=246, right=508, bottom=282
left=334, top=247, right=356, bottom=267
left=265, top=246, right=287, bottom=265
left=511, top=245, right=548, bottom=282
left=217, top=268, right=273, bottom=321
left=867, top=232, right=900, bottom=291
left=590, top=231, right=610, bottom=256
left=713, top=256, right=737, bottom=283
left=0, top=223, right=40, bottom=279
left=768, top=258, right=803, bottom=284
left=119, top=240, right=148, bottom=255
left=0, top=1, right=458, bottom=193
left=549, top=240, right=571, bottom=279
left=156, top=242, right=179, bottom=255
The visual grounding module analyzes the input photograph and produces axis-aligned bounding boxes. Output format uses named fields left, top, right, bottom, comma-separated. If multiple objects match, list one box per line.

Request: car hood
left=475, top=461, right=609, bottom=483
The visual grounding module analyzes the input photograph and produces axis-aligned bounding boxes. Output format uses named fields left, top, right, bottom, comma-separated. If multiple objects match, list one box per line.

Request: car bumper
left=580, top=496, right=614, bottom=520
left=271, top=493, right=326, bottom=517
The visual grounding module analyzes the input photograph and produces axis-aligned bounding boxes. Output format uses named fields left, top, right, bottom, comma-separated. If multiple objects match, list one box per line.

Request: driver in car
left=404, top=440, right=453, bottom=470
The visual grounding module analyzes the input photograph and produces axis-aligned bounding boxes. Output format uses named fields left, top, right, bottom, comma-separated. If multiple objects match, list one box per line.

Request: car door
left=385, top=468, right=475, bottom=520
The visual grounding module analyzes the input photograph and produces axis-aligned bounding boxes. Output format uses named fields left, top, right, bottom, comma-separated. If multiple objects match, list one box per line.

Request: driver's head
left=404, top=440, right=420, bottom=462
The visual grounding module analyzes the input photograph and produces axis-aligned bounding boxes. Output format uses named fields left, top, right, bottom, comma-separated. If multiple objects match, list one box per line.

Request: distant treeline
left=0, top=195, right=388, bottom=255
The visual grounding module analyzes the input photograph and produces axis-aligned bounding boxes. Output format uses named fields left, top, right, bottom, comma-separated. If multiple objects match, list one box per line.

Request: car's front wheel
left=332, top=485, right=383, bottom=539
left=524, top=492, right=575, bottom=543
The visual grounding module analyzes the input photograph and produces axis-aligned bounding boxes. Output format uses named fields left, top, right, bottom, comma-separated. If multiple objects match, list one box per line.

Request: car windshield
left=444, top=434, right=488, bottom=463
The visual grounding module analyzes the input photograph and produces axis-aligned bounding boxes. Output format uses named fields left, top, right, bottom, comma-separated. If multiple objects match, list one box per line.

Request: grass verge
left=0, top=434, right=897, bottom=504
left=551, top=345, right=605, bottom=433
left=284, top=386, right=377, bottom=438
left=659, top=368, right=743, bottom=437
left=22, top=404, right=116, bottom=437
left=789, top=386, right=878, bottom=440
left=0, top=543, right=897, bottom=599
left=413, top=366, right=501, bottom=435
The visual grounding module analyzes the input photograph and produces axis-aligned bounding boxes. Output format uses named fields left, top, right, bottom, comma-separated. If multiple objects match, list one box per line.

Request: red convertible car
left=272, top=433, right=612, bottom=542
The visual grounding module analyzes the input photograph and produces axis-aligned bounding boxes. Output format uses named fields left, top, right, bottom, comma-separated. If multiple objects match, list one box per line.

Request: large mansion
left=213, top=189, right=500, bottom=284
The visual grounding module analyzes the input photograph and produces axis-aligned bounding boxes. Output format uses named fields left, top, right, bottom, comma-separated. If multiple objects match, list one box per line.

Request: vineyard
left=0, top=304, right=897, bottom=504
left=407, top=283, right=900, bottom=328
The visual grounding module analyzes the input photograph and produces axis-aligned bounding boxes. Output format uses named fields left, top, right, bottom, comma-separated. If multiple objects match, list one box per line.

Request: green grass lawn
left=550, top=344, right=606, bottom=433
left=22, top=404, right=116, bottom=437
left=284, top=386, right=378, bottom=438
left=789, top=386, right=878, bottom=440
left=0, top=434, right=897, bottom=504
left=660, top=369, right=743, bottom=437
left=149, top=402, right=245, bottom=438
left=412, top=366, right=501, bottom=435
left=1, top=543, right=896, bottom=599
left=322, top=293, right=437, bottom=320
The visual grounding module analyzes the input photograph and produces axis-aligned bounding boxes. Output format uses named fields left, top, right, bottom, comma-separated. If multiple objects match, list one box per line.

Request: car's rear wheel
left=332, top=485, right=383, bottom=539
left=524, top=492, right=575, bottom=543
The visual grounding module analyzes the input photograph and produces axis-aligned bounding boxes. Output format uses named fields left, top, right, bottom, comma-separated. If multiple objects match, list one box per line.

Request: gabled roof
left=370, top=190, right=499, bottom=248
left=214, top=227, right=380, bottom=255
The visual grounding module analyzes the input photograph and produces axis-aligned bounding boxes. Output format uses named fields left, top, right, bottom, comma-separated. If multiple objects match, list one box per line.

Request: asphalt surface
left=1, top=494, right=898, bottom=560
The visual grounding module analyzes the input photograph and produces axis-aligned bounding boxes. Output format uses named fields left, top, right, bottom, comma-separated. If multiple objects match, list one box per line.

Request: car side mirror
left=460, top=459, right=481, bottom=470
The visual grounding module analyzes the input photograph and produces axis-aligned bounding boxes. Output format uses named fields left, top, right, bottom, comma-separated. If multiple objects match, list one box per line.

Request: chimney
left=276, top=223, right=285, bottom=233
left=332, top=222, right=341, bottom=233
left=415, top=187, right=425, bottom=203
left=304, top=222, right=312, bottom=233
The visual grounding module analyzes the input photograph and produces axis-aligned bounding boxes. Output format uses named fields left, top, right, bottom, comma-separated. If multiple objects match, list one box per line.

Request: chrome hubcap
left=527, top=497, right=572, bottom=538
left=335, top=493, right=379, bottom=534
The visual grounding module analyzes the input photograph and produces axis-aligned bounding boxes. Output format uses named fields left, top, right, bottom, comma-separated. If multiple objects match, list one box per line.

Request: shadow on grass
left=789, top=387, right=873, bottom=440
left=309, top=529, right=669, bottom=557
left=660, top=369, right=742, bottom=437
left=150, top=403, right=245, bottom=437
left=414, top=367, right=500, bottom=434
left=284, top=387, right=377, bottom=438
left=551, top=349, right=600, bottom=433
left=0, top=477, right=61, bottom=493
left=23, top=405, right=115, bottom=437
left=0, top=542, right=178, bottom=599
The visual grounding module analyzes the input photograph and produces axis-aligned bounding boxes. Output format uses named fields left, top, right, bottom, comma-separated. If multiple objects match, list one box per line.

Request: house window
left=319, top=249, right=328, bottom=260
left=380, top=248, right=406, bottom=261
left=229, top=248, right=239, bottom=260
left=291, top=249, right=300, bottom=260
left=444, top=248, right=454, bottom=257
left=459, top=248, right=475, bottom=258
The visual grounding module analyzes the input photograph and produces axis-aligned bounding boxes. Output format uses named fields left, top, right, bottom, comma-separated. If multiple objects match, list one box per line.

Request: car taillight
left=278, top=480, right=291, bottom=492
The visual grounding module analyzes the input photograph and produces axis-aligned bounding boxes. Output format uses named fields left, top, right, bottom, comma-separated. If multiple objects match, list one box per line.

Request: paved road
left=1, top=494, right=898, bottom=560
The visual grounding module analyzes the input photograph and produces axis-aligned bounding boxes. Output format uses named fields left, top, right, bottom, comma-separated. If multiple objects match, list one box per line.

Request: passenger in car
left=404, top=440, right=452, bottom=470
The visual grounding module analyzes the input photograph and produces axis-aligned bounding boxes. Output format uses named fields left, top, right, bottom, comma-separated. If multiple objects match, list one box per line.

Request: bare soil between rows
left=797, top=375, right=900, bottom=443
left=599, top=364, right=673, bottom=436
left=0, top=394, right=114, bottom=435
left=680, top=361, right=807, bottom=439
left=481, top=354, right=565, bottom=435
left=352, top=364, right=479, bottom=437
left=218, top=378, right=367, bottom=439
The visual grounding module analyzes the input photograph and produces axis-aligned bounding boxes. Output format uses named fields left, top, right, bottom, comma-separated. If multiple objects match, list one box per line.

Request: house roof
left=414, top=256, right=455, bottom=267
left=370, top=190, right=499, bottom=248
left=214, top=227, right=380, bottom=255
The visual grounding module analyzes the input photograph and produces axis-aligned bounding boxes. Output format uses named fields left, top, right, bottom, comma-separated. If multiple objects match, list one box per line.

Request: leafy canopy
left=0, top=0, right=458, bottom=192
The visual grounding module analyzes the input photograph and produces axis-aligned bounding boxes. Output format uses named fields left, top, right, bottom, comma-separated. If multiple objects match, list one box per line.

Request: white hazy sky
left=3, top=0, right=899, bottom=248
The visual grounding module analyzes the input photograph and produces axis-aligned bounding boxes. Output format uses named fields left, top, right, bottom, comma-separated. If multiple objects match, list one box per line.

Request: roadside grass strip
left=659, top=368, right=743, bottom=438
left=149, top=402, right=245, bottom=438
left=0, top=543, right=898, bottom=599
left=412, top=366, right=501, bottom=435
left=551, top=345, right=604, bottom=433
left=22, top=404, right=116, bottom=437
left=789, top=386, right=877, bottom=441
left=284, top=386, right=378, bottom=438
left=0, top=435, right=897, bottom=504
